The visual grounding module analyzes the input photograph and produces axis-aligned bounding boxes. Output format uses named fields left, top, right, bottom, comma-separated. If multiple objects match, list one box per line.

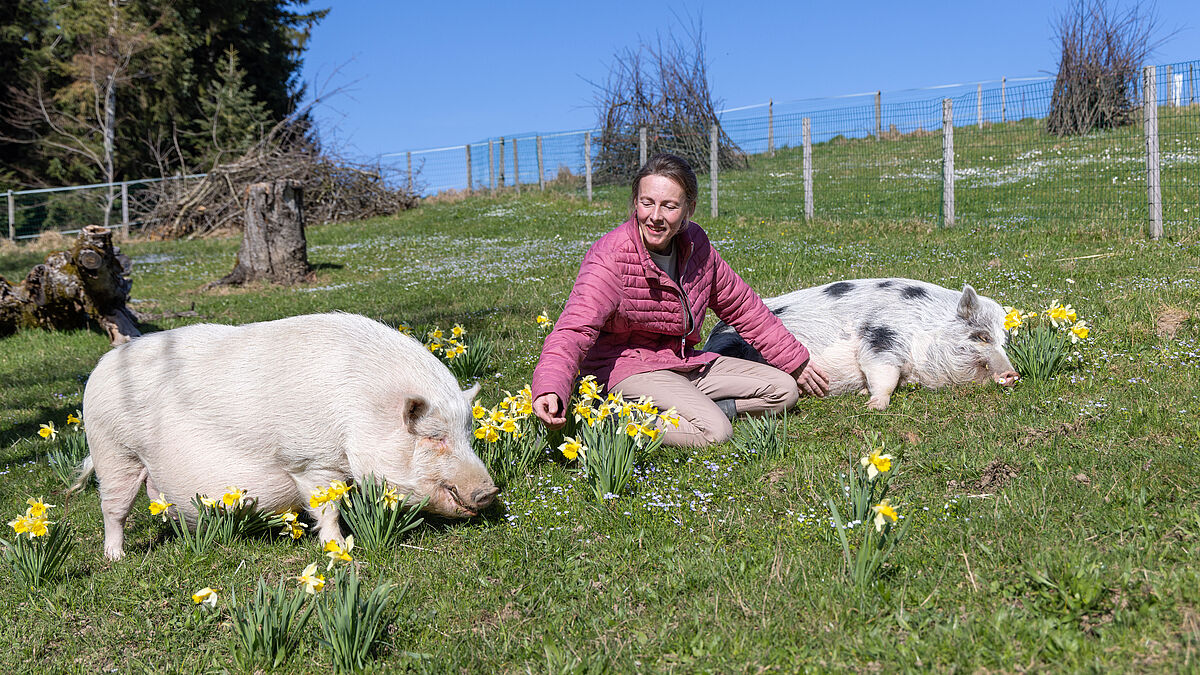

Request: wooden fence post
left=977, top=83, right=983, bottom=129
left=1191, top=63, right=1195, bottom=105
left=1144, top=65, right=1162, bottom=240
left=584, top=132, right=593, bottom=202
left=488, top=140, right=495, bottom=192
left=942, top=98, right=955, bottom=228
left=1166, top=65, right=1175, bottom=107
left=768, top=98, right=774, bottom=156
left=536, top=136, right=545, bottom=190
left=512, top=137, right=520, bottom=195
left=120, top=181, right=129, bottom=237
left=639, top=126, right=647, bottom=167
left=407, top=152, right=413, bottom=194
left=498, top=137, right=506, bottom=187
left=803, top=117, right=813, bottom=221
left=1001, top=76, right=1007, bottom=123
left=6, top=190, right=13, bottom=240
left=465, top=144, right=473, bottom=193
left=875, top=91, right=882, bottom=138
left=709, top=124, right=718, bottom=219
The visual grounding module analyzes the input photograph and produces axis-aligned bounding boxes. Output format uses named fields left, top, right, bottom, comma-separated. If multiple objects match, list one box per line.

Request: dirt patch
left=1156, top=306, right=1191, bottom=340
left=1016, top=418, right=1087, bottom=447
left=761, top=467, right=791, bottom=484
left=948, top=460, right=1020, bottom=492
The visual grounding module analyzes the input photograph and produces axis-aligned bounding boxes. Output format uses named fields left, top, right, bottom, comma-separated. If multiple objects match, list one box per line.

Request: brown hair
left=629, top=152, right=698, bottom=219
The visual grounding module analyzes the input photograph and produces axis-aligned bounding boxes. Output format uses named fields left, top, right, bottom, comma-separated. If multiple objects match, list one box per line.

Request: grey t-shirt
left=648, top=246, right=677, bottom=283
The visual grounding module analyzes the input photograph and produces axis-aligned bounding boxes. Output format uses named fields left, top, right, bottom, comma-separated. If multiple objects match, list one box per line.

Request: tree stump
left=0, top=225, right=141, bottom=345
left=210, top=180, right=312, bottom=287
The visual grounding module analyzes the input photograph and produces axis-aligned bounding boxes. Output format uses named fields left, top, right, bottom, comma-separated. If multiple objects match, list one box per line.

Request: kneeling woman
left=531, top=153, right=828, bottom=447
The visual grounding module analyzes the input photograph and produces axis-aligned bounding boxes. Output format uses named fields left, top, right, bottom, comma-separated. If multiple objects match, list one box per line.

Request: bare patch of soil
left=1156, top=306, right=1190, bottom=339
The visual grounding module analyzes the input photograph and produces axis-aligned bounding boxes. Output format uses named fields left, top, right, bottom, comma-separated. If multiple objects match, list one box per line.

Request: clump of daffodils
left=536, top=311, right=553, bottom=331
left=399, top=322, right=493, bottom=380
left=337, top=475, right=427, bottom=551
left=2, top=496, right=74, bottom=586
left=471, top=386, right=547, bottom=486
left=564, top=376, right=679, bottom=503
left=168, top=487, right=278, bottom=555
left=39, top=411, right=90, bottom=489
left=1004, top=298, right=1093, bottom=381
left=825, top=433, right=913, bottom=589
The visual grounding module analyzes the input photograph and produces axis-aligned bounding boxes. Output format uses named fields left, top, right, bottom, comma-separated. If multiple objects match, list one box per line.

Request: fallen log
left=0, top=225, right=141, bottom=345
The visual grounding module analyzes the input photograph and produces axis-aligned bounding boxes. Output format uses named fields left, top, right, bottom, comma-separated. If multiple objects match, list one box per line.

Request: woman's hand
left=794, top=362, right=830, bottom=397
left=533, top=392, right=567, bottom=429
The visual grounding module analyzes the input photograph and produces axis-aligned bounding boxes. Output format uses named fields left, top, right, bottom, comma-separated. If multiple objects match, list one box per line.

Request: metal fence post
left=768, top=98, right=774, bottom=156
left=465, top=144, right=473, bottom=193
left=1144, top=65, right=1163, bottom=240
left=802, top=117, right=813, bottom=221
left=121, top=181, right=129, bottom=237
left=488, top=140, right=495, bottom=193
left=875, top=91, right=882, bottom=138
left=584, top=132, right=593, bottom=202
left=536, top=136, right=545, bottom=190
left=709, top=124, right=718, bottom=219
left=942, top=98, right=955, bottom=228
left=512, top=137, right=521, bottom=195
left=7, top=190, right=14, bottom=240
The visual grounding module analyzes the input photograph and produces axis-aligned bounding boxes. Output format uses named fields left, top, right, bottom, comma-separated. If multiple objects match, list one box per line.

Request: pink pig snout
left=994, top=370, right=1019, bottom=387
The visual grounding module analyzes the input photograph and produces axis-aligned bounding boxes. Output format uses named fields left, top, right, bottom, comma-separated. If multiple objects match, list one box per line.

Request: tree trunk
left=210, top=180, right=311, bottom=287
left=0, top=225, right=141, bottom=345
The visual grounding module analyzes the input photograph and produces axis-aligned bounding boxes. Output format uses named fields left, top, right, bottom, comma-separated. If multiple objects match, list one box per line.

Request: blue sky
left=300, top=1, right=1200, bottom=160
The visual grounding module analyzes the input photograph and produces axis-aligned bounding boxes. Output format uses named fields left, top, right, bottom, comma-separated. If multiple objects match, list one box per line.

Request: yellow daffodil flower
left=380, top=487, right=403, bottom=509
left=859, top=450, right=893, bottom=480
left=872, top=500, right=899, bottom=532
left=1046, top=300, right=1074, bottom=328
left=639, top=425, right=660, bottom=441
left=27, top=517, right=49, bottom=537
left=297, top=563, right=325, bottom=594
left=324, top=536, right=354, bottom=569
left=26, top=496, right=53, bottom=518
left=427, top=342, right=442, bottom=354
left=199, top=495, right=218, bottom=508
left=329, top=480, right=350, bottom=499
left=451, top=324, right=465, bottom=338
left=1070, top=320, right=1090, bottom=343
left=148, top=496, right=173, bottom=521
left=536, top=312, right=552, bottom=328
left=500, top=418, right=518, bottom=434
left=472, top=402, right=487, bottom=419
left=38, top=422, right=57, bottom=440
left=428, top=327, right=443, bottom=340
left=278, top=510, right=307, bottom=539
left=578, top=376, right=601, bottom=401
left=397, top=323, right=412, bottom=335
left=221, top=487, right=247, bottom=509
left=309, top=488, right=329, bottom=509
left=8, top=514, right=32, bottom=536
left=192, top=587, right=219, bottom=608
left=625, top=422, right=640, bottom=438
left=1003, top=307, right=1023, bottom=332
left=558, top=437, right=582, bottom=461
left=66, top=412, right=82, bottom=427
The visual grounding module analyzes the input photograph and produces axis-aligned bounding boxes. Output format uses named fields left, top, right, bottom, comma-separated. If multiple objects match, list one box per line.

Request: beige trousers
left=612, top=356, right=799, bottom=447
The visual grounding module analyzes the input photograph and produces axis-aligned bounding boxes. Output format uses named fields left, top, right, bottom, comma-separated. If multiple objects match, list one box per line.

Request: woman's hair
left=629, top=153, right=698, bottom=219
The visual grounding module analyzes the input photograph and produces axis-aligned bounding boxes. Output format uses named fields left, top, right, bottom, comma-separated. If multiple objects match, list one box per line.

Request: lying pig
left=73, top=312, right=498, bottom=560
left=704, top=278, right=1018, bottom=409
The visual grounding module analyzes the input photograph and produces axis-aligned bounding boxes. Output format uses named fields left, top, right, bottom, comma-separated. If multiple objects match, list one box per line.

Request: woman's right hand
left=533, top=393, right=567, bottom=429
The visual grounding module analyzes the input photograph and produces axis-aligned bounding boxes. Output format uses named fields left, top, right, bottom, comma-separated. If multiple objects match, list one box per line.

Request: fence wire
left=6, top=61, right=1199, bottom=239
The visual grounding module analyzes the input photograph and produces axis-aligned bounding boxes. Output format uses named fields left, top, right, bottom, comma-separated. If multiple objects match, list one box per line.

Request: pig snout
left=994, top=370, right=1019, bottom=387
left=434, top=482, right=499, bottom=517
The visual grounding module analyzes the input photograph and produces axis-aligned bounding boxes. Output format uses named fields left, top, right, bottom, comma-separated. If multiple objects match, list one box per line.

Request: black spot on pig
left=771, top=306, right=789, bottom=317
left=823, top=281, right=854, bottom=298
left=862, top=324, right=899, bottom=353
left=900, top=285, right=928, bottom=300
left=877, top=280, right=894, bottom=288
left=704, top=328, right=766, bottom=363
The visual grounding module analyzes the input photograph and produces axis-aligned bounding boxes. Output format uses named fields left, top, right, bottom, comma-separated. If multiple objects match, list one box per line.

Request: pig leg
left=294, top=473, right=346, bottom=547
left=98, top=464, right=149, bottom=561
left=862, top=362, right=901, bottom=410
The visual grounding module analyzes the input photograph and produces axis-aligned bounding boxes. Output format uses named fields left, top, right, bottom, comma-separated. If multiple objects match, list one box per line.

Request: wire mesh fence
left=6, top=60, right=1199, bottom=240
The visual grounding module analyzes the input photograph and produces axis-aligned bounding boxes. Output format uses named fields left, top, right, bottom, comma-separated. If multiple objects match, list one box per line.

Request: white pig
left=704, top=278, right=1018, bottom=410
left=74, top=312, right=498, bottom=560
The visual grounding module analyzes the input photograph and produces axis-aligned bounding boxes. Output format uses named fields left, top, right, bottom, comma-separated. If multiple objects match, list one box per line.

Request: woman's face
left=635, top=174, right=691, bottom=253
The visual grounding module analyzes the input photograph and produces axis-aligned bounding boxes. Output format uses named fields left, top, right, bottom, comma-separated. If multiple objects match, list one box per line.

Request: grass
left=2, top=114, right=1199, bottom=672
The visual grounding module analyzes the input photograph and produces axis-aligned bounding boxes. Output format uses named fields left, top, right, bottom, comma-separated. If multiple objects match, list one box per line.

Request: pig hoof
left=104, top=547, right=125, bottom=561
left=867, top=398, right=889, bottom=411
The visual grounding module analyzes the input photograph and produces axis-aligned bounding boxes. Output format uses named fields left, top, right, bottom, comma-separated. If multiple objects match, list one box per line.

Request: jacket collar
left=623, top=217, right=697, bottom=284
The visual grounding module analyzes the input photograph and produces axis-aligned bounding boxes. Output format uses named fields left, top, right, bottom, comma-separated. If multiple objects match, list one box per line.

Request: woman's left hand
left=794, top=362, right=830, bottom=397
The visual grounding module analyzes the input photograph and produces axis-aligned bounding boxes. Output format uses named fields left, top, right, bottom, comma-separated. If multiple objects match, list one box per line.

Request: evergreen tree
left=193, top=46, right=272, bottom=168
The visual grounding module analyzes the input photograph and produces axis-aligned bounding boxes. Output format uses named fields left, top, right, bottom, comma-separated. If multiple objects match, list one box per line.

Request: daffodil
left=859, top=449, right=893, bottom=480
left=1003, top=306, right=1023, bottom=332
left=278, top=510, right=307, bottom=539
left=427, top=327, right=443, bottom=341
left=199, top=495, right=218, bottom=508
left=380, top=486, right=403, bottom=509
left=872, top=499, right=899, bottom=532
left=329, top=480, right=351, bottom=499
left=427, top=342, right=442, bottom=354
left=451, top=324, right=465, bottom=338
left=536, top=312, right=552, bottom=328
left=397, top=323, right=412, bottom=335
left=1070, top=320, right=1090, bottom=343
left=1046, top=300, right=1074, bottom=328
left=472, top=402, right=487, bottom=419
left=558, top=436, right=582, bottom=461
left=192, top=587, right=219, bottom=608
left=38, top=422, right=57, bottom=440
left=25, top=496, right=53, bottom=518
left=500, top=418, right=518, bottom=434
left=296, top=563, right=325, bottom=594
left=25, top=516, right=49, bottom=537
left=309, top=487, right=330, bottom=509
left=578, top=376, right=601, bottom=401
left=324, top=536, right=354, bottom=569
left=148, top=495, right=173, bottom=521
left=66, top=412, right=82, bottom=427
left=8, top=514, right=33, bottom=536
left=221, top=487, right=247, bottom=509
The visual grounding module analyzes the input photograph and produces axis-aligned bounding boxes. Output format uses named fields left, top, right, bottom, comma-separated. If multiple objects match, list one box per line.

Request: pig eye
left=972, top=331, right=991, bottom=344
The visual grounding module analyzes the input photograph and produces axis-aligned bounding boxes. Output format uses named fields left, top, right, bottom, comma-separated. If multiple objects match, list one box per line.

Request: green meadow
left=1, top=116, right=1199, bottom=672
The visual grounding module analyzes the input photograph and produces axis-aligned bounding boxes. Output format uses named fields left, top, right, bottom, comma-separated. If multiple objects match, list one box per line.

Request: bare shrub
left=1047, top=0, right=1167, bottom=136
left=591, top=20, right=746, bottom=184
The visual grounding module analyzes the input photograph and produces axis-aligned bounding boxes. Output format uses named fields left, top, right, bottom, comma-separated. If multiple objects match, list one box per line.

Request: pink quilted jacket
left=531, top=218, right=810, bottom=406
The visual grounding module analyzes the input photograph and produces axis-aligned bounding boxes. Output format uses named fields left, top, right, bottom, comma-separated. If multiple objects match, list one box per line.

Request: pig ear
left=402, top=396, right=429, bottom=432
left=957, top=285, right=980, bottom=321
left=463, top=383, right=481, bottom=402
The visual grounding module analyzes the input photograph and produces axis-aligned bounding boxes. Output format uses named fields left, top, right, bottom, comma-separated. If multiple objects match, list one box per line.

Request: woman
left=531, top=153, right=828, bottom=447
